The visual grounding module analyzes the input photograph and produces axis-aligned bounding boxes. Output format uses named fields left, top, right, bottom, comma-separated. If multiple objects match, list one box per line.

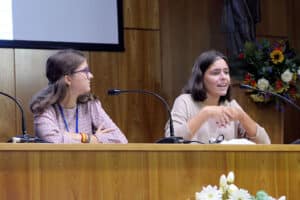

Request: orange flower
left=243, top=73, right=251, bottom=84
left=250, top=80, right=257, bottom=87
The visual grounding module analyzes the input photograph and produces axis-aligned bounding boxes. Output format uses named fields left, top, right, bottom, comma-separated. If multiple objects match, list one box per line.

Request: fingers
left=98, top=122, right=104, bottom=131
left=208, top=106, right=238, bottom=127
left=101, top=128, right=116, bottom=134
left=216, top=108, right=230, bottom=128
left=215, top=106, right=239, bottom=127
left=97, top=122, right=116, bottom=134
left=223, top=107, right=241, bottom=121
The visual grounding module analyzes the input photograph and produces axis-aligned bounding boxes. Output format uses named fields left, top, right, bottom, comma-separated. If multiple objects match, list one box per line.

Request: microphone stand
left=0, top=91, right=46, bottom=143
left=239, top=84, right=300, bottom=111
left=240, top=84, right=300, bottom=144
left=107, top=89, right=184, bottom=143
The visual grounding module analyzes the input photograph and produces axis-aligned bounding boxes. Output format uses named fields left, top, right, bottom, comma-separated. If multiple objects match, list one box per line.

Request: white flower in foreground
left=228, top=188, right=252, bottom=200
left=227, top=171, right=235, bottom=184
left=195, top=185, right=222, bottom=200
left=278, top=196, right=286, bottom=200
left=219, top=174, right=227, bottom=187
left=268, top=197, right=285, bottom=200
left=227, top=184, right=239, bottom=195
left=297, top=67, right=300, bottom=75
left=257, top=78, right=269, bottom=90
left=219, top=174, right=228, bottom=193
left=281, top=69, right=293, bottom=83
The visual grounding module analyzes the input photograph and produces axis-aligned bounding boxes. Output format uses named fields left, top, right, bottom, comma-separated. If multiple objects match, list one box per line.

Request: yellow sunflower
left=270, top=49, right=284, bottom=64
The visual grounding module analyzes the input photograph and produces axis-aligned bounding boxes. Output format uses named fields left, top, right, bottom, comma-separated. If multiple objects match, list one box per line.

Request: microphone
left=0, top=91, right=47, bottom=143
left=107, top=89, right=184, bottom=143
left=239, top=84, right=300, bottom=111
left=240, top=84, right=300, bottom=144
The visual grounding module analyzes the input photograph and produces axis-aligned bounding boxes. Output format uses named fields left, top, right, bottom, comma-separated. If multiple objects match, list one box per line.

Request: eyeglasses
left=72, top=66, right=91, bottom=78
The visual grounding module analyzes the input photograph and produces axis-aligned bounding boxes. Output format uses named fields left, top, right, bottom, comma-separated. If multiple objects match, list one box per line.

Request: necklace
left=58, top=104, right=79, bottom=133
left=207, top=119, right=225, bottom=143
left=209, top=126, right=224, bottom=144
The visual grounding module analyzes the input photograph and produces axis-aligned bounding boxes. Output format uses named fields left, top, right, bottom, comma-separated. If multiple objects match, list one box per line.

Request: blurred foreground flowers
left=195, top=171, right=286, bottom=200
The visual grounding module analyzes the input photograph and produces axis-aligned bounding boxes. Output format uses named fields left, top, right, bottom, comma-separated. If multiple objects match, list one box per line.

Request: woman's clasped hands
left=204, top=106, right=243, bottom=128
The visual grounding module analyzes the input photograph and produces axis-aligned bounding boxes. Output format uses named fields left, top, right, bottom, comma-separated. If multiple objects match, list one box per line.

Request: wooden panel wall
left=159, top=0, right=300, bottom=144
left=91, top=0, right=164, bottom=142
left=0, top=0, right=164, bottom=143
left=15, top=50, right=53, bottom=136
left=281, top=1, right=300, bottom=143
left=256, top=0, right=300, bottom=143
left=160, top=0, right=226, bottom=103
left=0, top=49, right=16, bottom=141
left=289, top=0, right=300, bottom=50
left=0, top=144, right=299, bottom=200
left=0, top=0, right=300, bottom=143
left=256, top=0, right=290, bottom=38
left=231, top=85, right=284, bottom=144
left=90, top=30, right=164, bottom=142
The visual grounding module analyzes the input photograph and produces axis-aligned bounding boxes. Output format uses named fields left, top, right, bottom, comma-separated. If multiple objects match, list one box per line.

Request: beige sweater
left=165, top=94, right=271, bottom=144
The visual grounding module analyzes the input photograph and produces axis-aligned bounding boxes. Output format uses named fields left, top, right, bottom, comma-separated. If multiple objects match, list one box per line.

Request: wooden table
left=0, top=144, right=299, bottom=199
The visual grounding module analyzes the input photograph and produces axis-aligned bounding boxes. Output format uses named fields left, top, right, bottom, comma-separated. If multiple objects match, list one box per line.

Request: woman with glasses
left=30, top=49, right=128, bottom=144
left=165, top=50, right=270, bottom=144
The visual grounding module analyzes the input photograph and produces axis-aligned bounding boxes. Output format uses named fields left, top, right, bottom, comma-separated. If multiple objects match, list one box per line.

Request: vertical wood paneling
left=159, top=0, right=296, bottom=144
left=0, top=0, right=299, bottom=143
left=284, top=1, right=300, bottom=144
left=283, top=102, right=300, bottom=143
left=231, top=85, right=283, bottom=144
left=160, top=0, right=226, bottom=103
left=289, top=0, right=300, bottom=50
left=124, top=0, right=159, bottom=29
left=15, top=49, right=55, bottom=135
left=256, top=0, right=289, bottom=38
left=255, top=0, right=300, bottom=143
left=0, top=49, right=16, bottom=141
left=90, top=30, right=164, bottom=142
left=88, top=0, right=163, bottom=142
left=0, top=145, right=299, bottom=200
left=0, top=0, right=162, bottom=142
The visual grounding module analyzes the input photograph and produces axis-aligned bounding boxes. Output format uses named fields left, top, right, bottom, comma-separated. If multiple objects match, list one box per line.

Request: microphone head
left=239, top=84, right=254, bottom=90
left=240, top=84, right=266, bottom=94
left=107, top=89, right=121, bottom=95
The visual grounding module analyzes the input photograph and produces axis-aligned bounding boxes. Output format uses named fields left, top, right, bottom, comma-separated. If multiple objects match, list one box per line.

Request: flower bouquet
left=195, top=171, right=286, bottom=200
left=235, top=39, right=300, bottom=103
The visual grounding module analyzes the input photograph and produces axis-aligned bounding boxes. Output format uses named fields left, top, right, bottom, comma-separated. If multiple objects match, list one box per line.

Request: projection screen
left=0, top=0, right=124, bottom=51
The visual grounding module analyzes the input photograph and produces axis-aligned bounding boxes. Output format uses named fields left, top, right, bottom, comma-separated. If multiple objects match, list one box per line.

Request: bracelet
left=80, top=133, right=90, bottom=143
left=80, top=133, right=85, bottom=143
left=86, top=134, right=91, bottom=143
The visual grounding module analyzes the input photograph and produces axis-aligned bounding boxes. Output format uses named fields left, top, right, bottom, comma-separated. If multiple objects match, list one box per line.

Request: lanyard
left=58, top=104, right=79, bottom=133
